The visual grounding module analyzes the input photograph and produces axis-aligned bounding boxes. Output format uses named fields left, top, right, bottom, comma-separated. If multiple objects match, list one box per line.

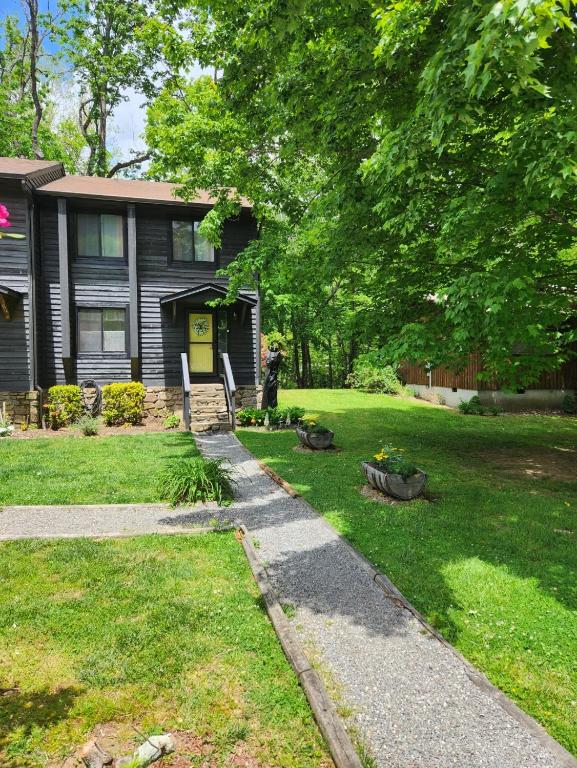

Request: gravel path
left=0, top=503, right=232, bottom=539
left=196, top=431, right=575, bottom=768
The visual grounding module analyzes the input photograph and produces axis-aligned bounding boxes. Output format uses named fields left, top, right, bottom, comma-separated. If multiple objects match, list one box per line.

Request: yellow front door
left=188, top=312, right=215, bottom=373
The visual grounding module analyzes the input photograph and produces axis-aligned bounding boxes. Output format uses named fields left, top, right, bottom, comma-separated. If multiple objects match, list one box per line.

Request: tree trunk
left=25, top=0, right=44, bottom=159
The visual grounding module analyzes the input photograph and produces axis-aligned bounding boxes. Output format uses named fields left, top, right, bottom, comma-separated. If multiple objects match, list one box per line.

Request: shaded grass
left=238, top=389, right=577, bottom=754
left=0, top=534, right=332, bottom=768
left=0, top=432, right=199, bottom=504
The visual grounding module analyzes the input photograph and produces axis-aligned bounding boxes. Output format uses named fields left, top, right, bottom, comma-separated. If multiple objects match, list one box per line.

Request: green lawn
left=0, top=432, right=198, bottom=504
left=238, top=389, right=577, bottom=754
left=0, top=534, right=332, bottom=768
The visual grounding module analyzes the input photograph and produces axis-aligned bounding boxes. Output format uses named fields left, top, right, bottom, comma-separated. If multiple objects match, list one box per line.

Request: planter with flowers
left=296, top=416, right=334, bottom=450
left=362, top=445, right=427, bottom=500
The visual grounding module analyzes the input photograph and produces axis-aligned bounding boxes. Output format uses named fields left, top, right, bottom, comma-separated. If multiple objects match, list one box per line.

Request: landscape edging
left=238, top=525, right=364, bottom=768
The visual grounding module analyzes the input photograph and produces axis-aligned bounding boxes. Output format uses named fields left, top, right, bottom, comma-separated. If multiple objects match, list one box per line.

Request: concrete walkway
left=195, top=431, right=574, bottom=768
left=0, top=503, right=231, bottom=539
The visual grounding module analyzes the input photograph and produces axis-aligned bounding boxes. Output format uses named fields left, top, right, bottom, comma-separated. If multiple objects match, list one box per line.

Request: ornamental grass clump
left=372, top=444, right=418, bottom=480
left=158, top=457, right=234, bottom=506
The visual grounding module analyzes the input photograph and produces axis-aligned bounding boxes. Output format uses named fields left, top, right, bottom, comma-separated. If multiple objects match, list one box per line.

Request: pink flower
left=0, top=204, right=11, bottom=228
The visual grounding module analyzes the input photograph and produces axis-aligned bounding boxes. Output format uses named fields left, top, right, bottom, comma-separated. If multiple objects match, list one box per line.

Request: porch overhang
left=160, top=283, right=257, bottom=308
left=0, top=285, right=23, bottom=321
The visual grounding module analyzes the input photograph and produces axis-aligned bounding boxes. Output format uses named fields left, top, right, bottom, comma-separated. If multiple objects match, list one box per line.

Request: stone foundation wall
left=142, top=383, right=262, bottom=431
left=0, top=391, right=40, bottom=427
left=236, top=384, right=263, bottom=410
left=143, top=386, right=182, bottom=419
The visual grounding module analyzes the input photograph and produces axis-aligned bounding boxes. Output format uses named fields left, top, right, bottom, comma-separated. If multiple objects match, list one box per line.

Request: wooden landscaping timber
left=257, top=461, right=300, bottom=497
left=239, top=526, right=363, bottom=768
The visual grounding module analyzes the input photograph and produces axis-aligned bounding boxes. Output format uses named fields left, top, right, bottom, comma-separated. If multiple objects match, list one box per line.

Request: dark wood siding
left=0, top=181, right=31, bottom=390
left=36, top=199, right=258, bottom=387
left=137, top=205, right=257, bottom=387
left=401, top=351, right=577, bottom=392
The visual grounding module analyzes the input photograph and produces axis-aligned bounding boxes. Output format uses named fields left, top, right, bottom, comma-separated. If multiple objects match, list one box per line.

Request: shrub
left=102, top=382, right=146, bottom=425
left=458, top=396, right=501, bottom=416
left=46, top=385, right=83, bottom=429
left=76, top=415, right=100, bottom=436
left=561, top=393, right=577, bottom=414
left=158, top=457, right=234, bottom=506
left=237, top=407, right=264, bottom=426
left=346, top=356, right=403, bottom=394
left=164, top=413, right=181, bottom=430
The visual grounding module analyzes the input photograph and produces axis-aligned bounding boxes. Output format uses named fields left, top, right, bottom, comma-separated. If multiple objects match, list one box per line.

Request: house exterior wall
left=34, top=198, right=258, bottom=390
left=0, top=181, right=31, bottom=391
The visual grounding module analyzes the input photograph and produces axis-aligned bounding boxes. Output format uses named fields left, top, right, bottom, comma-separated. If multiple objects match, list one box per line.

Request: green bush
left=76, top=414, right=100, bottom=436
left=561, top=393, right=577, bottom=414
left=102, top=382, right=146, bottom=425
left=458, top=396, right=501, bottom=416
left=158, top=457, right=234, bottom=506
left=164, top=413, right=181, bottom=430
left=346, top=356, right=403, bottom=394
left=46, top=385, right=83, bottom=429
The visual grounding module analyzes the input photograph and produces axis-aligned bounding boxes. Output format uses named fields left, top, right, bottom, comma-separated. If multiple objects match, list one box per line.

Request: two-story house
left=0, top=157, right=261, bottom=430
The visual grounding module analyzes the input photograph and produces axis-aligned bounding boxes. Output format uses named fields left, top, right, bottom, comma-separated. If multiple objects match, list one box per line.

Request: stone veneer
left=0, top=391, right=40, bottom=427
left=143, top=386, right=182, bottom=420
left=144, top=384, right=262, bottom=432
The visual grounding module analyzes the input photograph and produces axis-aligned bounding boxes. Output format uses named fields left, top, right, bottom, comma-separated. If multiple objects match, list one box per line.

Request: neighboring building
left=0, top=157, right=261, bottom=430
left=400, top=353, right=577, bottom=410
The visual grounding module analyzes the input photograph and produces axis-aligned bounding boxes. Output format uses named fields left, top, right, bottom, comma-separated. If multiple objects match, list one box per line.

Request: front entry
left=188, top=311, right=216, bottom=374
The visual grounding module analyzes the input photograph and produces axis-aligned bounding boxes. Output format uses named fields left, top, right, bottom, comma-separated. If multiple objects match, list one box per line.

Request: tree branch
left=106, top=152, right=152, bottom=177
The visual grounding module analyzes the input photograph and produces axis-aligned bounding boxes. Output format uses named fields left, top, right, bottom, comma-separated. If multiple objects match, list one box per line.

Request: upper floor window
left=171, top=220, right=214, bottom=263
left=77, top=213, right=124, bottom=259
left=78, top=307, right=126, bottom=353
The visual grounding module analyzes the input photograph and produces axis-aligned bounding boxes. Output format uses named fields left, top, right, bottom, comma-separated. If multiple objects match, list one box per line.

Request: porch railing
left=221, top=352, right=237, bottom=431
left=181, top=352, right=191, bottom=431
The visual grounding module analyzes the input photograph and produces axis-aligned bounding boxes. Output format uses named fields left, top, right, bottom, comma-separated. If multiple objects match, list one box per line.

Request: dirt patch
left=359, top=484, right=429, bottom=506
left=11, top=421, right=177, bottom=439
left=466, top=444, right=577, bottom=483
left=55, top=727, right=255, bottom=768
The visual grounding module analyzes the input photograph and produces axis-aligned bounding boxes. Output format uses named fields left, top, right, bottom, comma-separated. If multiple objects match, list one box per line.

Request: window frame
left=74, top=211, right=128, bottom=262
left=169, top=218, right=217, bottom=268
left=76, top=305, right=130, bottom=356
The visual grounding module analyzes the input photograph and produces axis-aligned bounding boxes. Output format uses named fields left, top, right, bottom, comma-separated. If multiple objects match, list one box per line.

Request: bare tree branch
left=106, top=152, right=152, bottom=177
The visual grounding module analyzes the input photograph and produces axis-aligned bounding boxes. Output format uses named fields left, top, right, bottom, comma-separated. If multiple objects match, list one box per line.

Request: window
left=78, top=308, right=126, bottom=353
left=77, top=213, right=124, bottom=258
left=171, top=220, right=214, bottom=263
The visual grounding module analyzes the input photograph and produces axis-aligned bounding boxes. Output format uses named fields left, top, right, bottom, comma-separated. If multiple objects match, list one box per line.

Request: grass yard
left=0, top=432, right=198, bottom=504
left=0, top=534, right=332, bottom=768
left=238, top=389, right=577, bottom=754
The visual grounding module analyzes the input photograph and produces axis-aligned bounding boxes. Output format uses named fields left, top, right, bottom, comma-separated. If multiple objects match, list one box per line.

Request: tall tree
left=0, top=11, right=85, bottom=169
left=147, top=0, right=577, bottom=388
left=57, top=0, right=168, bottom=176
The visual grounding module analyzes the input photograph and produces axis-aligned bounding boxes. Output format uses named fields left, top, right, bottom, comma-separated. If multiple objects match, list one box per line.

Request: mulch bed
left=11, top=421, right=176, bottom=439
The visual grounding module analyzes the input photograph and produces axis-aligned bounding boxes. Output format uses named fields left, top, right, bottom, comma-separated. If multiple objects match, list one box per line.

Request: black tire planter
left=361, top=461, right=427, bottom=501
left=296, top=426, right=334, bottom=450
